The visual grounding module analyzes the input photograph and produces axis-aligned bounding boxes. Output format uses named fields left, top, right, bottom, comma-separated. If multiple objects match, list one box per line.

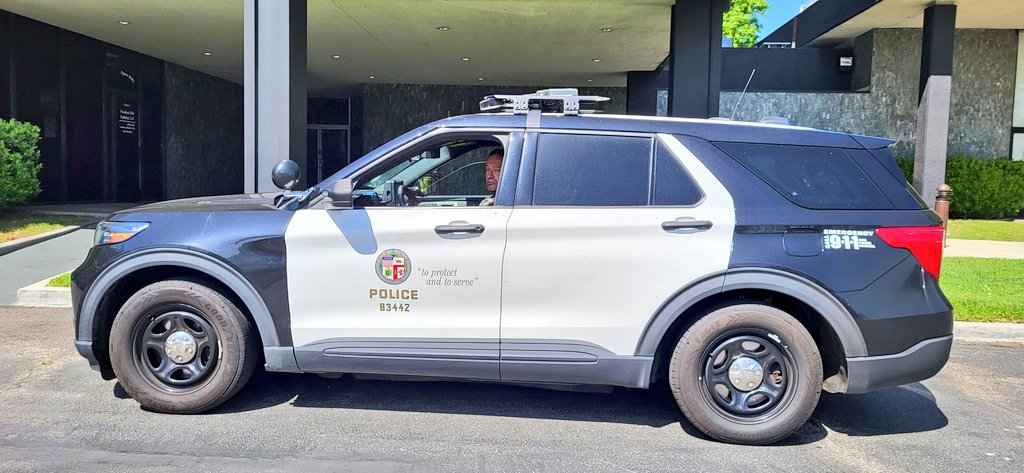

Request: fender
left=634, top=267, right=868, bottom=358
left=77, top=248, right=300, bottom=372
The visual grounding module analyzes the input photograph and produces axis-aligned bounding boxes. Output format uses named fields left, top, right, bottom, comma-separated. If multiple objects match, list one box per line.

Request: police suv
left=72, top=89, right=952, bottom=445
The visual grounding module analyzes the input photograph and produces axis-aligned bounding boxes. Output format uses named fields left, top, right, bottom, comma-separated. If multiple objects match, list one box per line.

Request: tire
left=668, top=304, right=822, bottom=445
left=108, top=279, right=258, bottom=413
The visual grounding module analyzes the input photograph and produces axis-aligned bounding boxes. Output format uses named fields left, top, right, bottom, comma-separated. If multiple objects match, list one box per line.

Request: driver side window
left=355, top=136, right=506, bottom=208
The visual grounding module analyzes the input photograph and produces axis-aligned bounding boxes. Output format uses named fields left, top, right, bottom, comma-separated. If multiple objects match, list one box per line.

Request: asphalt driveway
left=0, top=306, right=1020, bottom=472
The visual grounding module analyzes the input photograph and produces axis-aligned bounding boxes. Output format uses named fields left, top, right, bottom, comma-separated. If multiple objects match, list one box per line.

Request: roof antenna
left=730, top=68, right=757, bottom=120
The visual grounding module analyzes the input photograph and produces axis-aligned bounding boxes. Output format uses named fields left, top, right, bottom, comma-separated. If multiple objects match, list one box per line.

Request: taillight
left=875, top=226, right=945, bottom=280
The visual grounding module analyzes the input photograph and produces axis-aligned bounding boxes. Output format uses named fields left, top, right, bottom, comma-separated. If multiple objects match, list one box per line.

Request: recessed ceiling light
left=601, top=27, right=613, bottom=32
left=118, top=20, right=130, bottom=25
left=461, top=57, right=471, bottom=61
left=203, top=52, right=213, bottom=56
left=437, top=26, right=450, bottom=31
left=587, top=79, right=593, bottom=82
left=369, top=75, right=375, bottom=79
left=478, top=77, right=484, bottom=81
left=592, top=58, right=601, bottom=62
left=332, top=55, right=341, bottom=59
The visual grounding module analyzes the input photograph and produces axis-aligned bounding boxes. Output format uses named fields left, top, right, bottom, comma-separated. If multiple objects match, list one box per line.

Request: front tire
left=669, top=304, right=822, bottom=445
left=109, top=279, right=258, bottom=413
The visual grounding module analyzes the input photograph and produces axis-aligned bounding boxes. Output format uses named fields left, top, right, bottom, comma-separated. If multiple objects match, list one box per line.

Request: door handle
left=662, top=219, right=713, bottom=232
left=435, top=223, right=485, bottom=235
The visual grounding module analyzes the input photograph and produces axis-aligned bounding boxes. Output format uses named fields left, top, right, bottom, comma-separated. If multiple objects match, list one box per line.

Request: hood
left=111, top=193, right=282, bottom=218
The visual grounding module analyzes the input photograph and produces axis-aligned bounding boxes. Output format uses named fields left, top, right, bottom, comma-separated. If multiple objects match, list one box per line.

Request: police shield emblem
left=375, top=249, right=411, bottom=285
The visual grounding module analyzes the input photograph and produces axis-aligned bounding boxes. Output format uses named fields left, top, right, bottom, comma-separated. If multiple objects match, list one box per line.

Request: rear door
left=499, top=132, right=735, bottom=371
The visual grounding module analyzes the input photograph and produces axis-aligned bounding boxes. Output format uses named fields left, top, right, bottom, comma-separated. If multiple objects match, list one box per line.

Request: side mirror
left=324, top=178, right=354, bottom=209
left=272, top=160, right=301, bottom=190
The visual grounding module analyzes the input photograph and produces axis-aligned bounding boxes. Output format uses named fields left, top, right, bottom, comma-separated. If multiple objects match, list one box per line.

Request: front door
left=285, top=131, right=517, bottom=379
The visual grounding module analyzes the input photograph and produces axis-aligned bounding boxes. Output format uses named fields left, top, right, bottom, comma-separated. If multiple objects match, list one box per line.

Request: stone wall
left=720, top=29, right=1018, bottom=158
left=162, top=62, right=244, bottom=198
left=361, top=83, right=626, bottom=154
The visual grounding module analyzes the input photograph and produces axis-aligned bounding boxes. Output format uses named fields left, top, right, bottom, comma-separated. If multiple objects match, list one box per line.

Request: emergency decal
left=822, top=229, right=876, bottom=250
left=375, top=249, right=411, bottom=285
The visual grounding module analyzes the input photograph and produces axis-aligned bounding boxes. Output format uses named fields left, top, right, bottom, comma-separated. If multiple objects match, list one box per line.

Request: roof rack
left=479, top=88, right=609, bottom=116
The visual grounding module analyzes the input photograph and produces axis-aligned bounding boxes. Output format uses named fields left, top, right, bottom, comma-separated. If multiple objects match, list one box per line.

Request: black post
left=244, top=0, right=307, bottom=193
left=668, top=0, right=726, bottom=119
left=626, top=71, right=661, bottom=116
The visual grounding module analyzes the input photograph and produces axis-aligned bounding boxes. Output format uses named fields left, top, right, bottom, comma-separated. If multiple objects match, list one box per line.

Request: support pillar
left=668, top=0, right=727, bottom=118
left=626, top=71, right=661, bottom=116
left=244, top=0, right=307, bottom=193
left=913, top=3, right=956, bottom=207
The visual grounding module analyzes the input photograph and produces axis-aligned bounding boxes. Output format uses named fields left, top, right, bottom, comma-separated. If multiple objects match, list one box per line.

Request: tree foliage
left=723, top=0, right=771, bottom=48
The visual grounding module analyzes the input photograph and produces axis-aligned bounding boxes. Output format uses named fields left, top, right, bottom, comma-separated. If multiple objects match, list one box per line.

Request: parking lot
left=0, top=305, right=1020, bottom=472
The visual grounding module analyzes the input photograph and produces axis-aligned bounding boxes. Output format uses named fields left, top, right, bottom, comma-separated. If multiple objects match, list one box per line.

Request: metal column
left=244, top=0, right=307, bottom=193
left=668, top=0, right=727, bottom=119
left=913, top=3, right=956, bottom=206
left=626, top=71, right=662, bottom=116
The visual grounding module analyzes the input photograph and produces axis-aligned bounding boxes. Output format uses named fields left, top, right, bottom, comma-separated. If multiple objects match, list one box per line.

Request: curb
left=953, top=321, right=1024, bottom=344
left=0, top=220, right=97, bottom=257
left=15, top=276, right=72, bottom=308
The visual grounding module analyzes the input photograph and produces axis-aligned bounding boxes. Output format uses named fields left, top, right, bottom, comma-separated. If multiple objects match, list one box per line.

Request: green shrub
left=895, top=156, right=1024, bottom=219
left=0, top=118, right=43, bottom=211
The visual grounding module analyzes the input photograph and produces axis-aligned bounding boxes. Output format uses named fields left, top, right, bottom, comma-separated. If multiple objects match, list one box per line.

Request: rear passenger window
left=653, top=141, right=703, bottom=206
left=715, top=142, right=893, bottom=210
left=533, top=134, right=651, bottom=206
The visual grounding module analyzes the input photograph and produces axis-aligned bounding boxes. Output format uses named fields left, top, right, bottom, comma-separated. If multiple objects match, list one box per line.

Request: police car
left=71, top=89, right=952, bottom=445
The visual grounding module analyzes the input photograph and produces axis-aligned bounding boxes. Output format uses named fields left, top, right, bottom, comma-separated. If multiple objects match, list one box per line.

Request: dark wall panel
left=722, top=47, right=854, bottom=92
left=11, top=15, right=62, bottom=202
left=163, top=62, right=243, bottom=199
left=0, top=11, right=10, bottom=119
left=64, top=33, right=105, bottom=201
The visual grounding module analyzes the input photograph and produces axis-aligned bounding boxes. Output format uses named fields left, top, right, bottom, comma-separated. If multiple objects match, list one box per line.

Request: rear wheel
left=669, top=304, right=822, bottom=445
left=109, top=279, right=257, bottom=413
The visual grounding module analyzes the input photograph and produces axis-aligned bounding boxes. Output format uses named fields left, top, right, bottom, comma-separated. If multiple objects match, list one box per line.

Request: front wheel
left=109, top=279, right=258, bottom=413
left=669, top=304, right=822, bottom=445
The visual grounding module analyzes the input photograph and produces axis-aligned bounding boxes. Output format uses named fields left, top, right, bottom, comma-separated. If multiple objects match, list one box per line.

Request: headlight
left=94, top=221, right=150, bottom=246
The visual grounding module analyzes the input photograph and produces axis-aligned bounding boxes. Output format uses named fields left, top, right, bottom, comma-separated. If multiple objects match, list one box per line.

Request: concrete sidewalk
left=945, top=239, right=1024, bottom=259
left=0, top=229, right=94, bottom=305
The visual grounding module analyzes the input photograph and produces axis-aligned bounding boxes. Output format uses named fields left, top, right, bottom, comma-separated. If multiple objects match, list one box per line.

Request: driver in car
left=479, top=149, right=503, bottom=206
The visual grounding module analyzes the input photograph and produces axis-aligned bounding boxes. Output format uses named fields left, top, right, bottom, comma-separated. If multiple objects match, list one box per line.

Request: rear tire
left=668, top=304, right=822, bottom=445
left=109, top=279, right=257, bottom=413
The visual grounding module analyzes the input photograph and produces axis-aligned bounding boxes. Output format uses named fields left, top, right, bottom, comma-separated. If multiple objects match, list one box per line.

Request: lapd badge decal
left=376, top=249, right=411, bottom=285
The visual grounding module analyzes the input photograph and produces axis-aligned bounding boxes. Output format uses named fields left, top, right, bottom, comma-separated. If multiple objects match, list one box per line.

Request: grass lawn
left=947, top=219, right=1024, bottom=242
left=47, top=272, right=71, bottom=288
left=941, top=257, right=1024, bottom=323
left=0, top=212, right=90, bottom=243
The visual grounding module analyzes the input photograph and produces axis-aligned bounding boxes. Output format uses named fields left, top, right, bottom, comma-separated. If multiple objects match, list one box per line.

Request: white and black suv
left=72, top=90, right=952, bottom=445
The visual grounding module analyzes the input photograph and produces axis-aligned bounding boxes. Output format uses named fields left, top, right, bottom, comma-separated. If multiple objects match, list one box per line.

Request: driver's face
left=485, top=154, right=503, bottom=193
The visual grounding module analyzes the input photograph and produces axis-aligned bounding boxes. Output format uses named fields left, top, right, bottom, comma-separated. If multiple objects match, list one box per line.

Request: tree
left=723, top=0, right=771, bottom=48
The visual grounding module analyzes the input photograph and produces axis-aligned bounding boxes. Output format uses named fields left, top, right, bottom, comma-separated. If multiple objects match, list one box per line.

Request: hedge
left=0, top=118, right=42, bottom=211
left=895, top=156, right=1024, bottom=219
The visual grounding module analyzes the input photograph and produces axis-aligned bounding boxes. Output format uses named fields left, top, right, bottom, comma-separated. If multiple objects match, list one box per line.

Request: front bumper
left=75, top=340, right=101, bottom=371
left=844, top=335, right=952, bottom=394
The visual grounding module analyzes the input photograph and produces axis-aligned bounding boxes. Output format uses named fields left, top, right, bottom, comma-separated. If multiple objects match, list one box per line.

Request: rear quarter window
left=715, top=142, right=894, bottom=210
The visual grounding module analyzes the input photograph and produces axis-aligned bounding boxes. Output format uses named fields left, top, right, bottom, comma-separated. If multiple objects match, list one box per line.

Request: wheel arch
left=637, top=268, right=867, bottom=386
left=79, top=248, right=296, bottom=376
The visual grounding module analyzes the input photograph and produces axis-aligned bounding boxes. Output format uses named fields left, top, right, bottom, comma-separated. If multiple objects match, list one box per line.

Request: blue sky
left=756, top=0, right=807, bottom=40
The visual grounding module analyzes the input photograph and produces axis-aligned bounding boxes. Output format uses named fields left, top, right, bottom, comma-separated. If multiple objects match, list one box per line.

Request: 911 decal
left=822, top=229, right=876, bottom=250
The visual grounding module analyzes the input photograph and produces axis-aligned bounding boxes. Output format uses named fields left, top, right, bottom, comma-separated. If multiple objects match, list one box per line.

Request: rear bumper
left=844, top=334, right=952, bottom=394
